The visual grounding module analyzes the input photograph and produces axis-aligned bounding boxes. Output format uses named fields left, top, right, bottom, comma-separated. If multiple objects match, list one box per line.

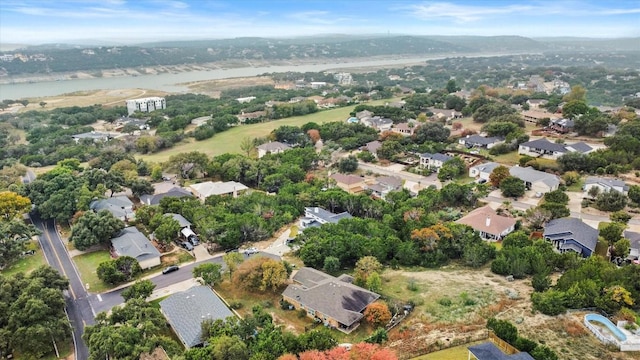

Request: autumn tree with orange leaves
left=364, top=302, right=392, bottom=327
left=279, top=342, right=398, bottom=360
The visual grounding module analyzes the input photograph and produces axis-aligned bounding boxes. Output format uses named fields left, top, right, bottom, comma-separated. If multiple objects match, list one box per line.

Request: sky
left=1, top=0, right=639, bottom=45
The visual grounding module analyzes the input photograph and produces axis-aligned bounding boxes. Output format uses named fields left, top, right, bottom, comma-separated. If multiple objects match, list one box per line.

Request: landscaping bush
left=438, top=297, right=453, bottom=307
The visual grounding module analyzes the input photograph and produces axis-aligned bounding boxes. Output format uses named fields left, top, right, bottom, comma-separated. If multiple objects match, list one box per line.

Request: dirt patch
left=20, top=88, right=168, bottom=110
left=184, top=76, right=275, bottom=98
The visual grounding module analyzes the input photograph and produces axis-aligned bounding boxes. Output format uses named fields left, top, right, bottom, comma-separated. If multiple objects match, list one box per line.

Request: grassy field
left=138, top=99, right=396, bottom=163
left=73, top=250, right=112, bottom=293
left=1, top=241, right=47, bottom=276
left=22, top=88, right=168, bottom=111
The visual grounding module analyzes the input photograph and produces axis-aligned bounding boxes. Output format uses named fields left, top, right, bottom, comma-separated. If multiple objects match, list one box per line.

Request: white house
left=509, top=166, right=560, bottom=194
left=189, top=181, right=248, bottom=201
left=126, top=97, right=166, bottom=116
left=420, top=153, right=453, bottom=171
left=458, top=135, right=504, bottom=149
left=583, top=176, right=629, bottom=196
left=468, top=162, right=502, bottom=181
left=300, top=207, right=352, bottom=230
left=256, top=141, right=292, bottom=158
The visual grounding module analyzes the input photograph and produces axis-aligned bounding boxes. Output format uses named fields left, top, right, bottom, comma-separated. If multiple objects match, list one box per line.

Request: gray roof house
left=366, top=176, right=403, bottom=200
left=111, top=227, right=161, bottom=269
left=256, top=141, right=292, bottom=158
left=623, top=231, right=640, bottom=261
left=361, top=140, right=383, bottom=156
left=166, top=213, right=191, bottom=228
left=72, top=131, right=113, bottom=143
left=469, top=162, right=502, bottom=180
left=90, top=196, right=134, bottom=221
left=282, top=267, right=380, bottom=333
left=509, top=166, right=560, bottom=194
left=544, top=218, right=598, bottom=258
left=189, top=181, right=249, bottom=201
left=159, top=286, right=235, bottom=348
left=518, top=138, right=592, bottom=159
left=468, top=342, right=534, bottom=360
left=300, top=207, right=352, bottom=230
left=361, top=116, right=394, bottom=132
left=140, top=186, right=193, bottom=206
left=420, top=152, right=453, bottom=171
left=583, top=176, right=629, bottom=195
left=458, top=135, right=504, bottom=149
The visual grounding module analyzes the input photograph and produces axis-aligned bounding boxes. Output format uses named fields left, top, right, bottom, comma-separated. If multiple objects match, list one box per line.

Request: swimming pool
left=585, top=314, right=627, bottom=342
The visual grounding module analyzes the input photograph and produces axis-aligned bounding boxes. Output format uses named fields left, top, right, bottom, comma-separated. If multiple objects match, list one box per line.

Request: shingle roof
left=257, top=141, right=292, bottom=152
left=544, top=218, right=599, bottom=254
left=363, top=140, right=382, bottom=153
left=330, top=173, right=365, bottom=186
left=470, top=162, right=502, bottom=175
left=421, top=152, right=453, bottom=162
left=624, top=231, right=640, bottom=259
left=166, top=213, right=191, bottom=228
left=111, top=227, right=161, bottom=263
left=468, top=342, right=535, bottom=360
left=190, top=181, right=248, bottom=198
left=159, top=286, right=235, bottom=348
left=509, top=166, right=560, bottom=188
left=282, top=268, right=379, bottom=327
left=140, top=187, right=192, bottom=205
left=375, top=176, right=403, bottom=189
left=89, top=196, right=134, bottom=219
left=304, top=207, right=352, bottom=224
left=567, top=142, right=592, bottom=153
left=455, top=205, right=517, bottom=237
left=520, top=138, right=568, bottom=153
left=463, top=135, right=503, bottom=146
left=584, top=176, right=628, bottom=191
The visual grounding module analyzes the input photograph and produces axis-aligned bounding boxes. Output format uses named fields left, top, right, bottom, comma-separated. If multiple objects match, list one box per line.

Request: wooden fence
left=488, top=331, right=520, bottom=355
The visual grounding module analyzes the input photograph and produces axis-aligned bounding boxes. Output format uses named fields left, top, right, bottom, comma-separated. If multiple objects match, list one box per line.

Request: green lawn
left=2, top=241, right=47, bottom=276
left=412, top=341, right=483, bottom=359
left=492, top=151, right=521, bottom=166
left=138, top=99, right=396, bottom=163
left=73, top=250, right=112, bottom=293
left=566, top=178, right=585, bottom=192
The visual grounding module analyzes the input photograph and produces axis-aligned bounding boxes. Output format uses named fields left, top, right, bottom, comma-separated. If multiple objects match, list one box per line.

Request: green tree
left=629, top=185, right=640, bottom=204
left=97, top=256, right=141, bottom=285
left=193, top=263, right=223, bottom=287
left=121, top=280, right=155, bottom=301
left=366, top=271, right=382, bottom=292
left=437, top=157, right=466, bottom=182
left=153, top=215, right=181, bottom=249
left=531, top=290, right=566, bottom=315
left=127, top=178, right=154, bottom=198
left=543, top=190, right=569, bottom=205
left=337, top=155, right=358, bottom=173
left=354, top=256, right=383, bottom=287
left=610, top=210, right=632, bottom=224
left=70, top=210, right=125, bottom=250
left=531, top=273, right=551, bottom=292
left=530, top=345, right=559, bottom=360
left=223, top=251, right=244, bottom=280
left=446, top=79, right=460, bottom=93
left=563, top=85, right=587, bottom=103
left=613, top=238, right=631, bottom=258
left=323, top=256, right=340, bottom=274
left=413, top=122, right=450, bottom=143
left=599, top=222, right=626, bottom=245
left=486, top=318, right=518, bottom=344
left=502, top=231, right=531, bottom=249
left=595, top=190, right=627, bottom=212
left=500, top=176, right=525, bottom=198
left=0, top=219, right=40, bottom=268
left=210, top=335, right=250, bottom=360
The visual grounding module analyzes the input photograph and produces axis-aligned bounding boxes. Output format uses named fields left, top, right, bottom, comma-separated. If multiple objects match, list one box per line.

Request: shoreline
left=0, top=51, right=533, bottom=86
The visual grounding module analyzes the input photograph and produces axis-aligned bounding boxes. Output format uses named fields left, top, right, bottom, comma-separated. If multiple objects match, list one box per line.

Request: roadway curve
left=33, top=215, right=92, bottom=360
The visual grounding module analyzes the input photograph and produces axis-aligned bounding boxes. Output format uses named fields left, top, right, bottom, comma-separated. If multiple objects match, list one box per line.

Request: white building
left=126, top=97, right=166, bottom=116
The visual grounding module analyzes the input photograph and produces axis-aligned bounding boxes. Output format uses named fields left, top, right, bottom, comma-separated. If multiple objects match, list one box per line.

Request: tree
left=223, top=251, right=244, bottom=280
left=364, top=302, right=392, bottom=327
left=595, top=189, right=628, bottom=212
left=234, top=257, right=288, bottom=293
left=121, top=280, right=155, bottom=301
left=530, top=345, right=559, bottom=360
left=70, top=210, right=124, bottom=250
left=97, top=256, right=141, bottom=285
left=193, top=263, right=223, bottom=287
left=39, top=101, right=47, bottom=108
left=127, top=178, right=154, bottom=198
left=210, top=335, right=250, bottom=360
left=0, top=191, right=31, bottom=220
left=323, top=256, right=340, bottom=274
left=260, top=258, right=289, bottom=292
left=563, top=85, right=587, bottom=103
left=502, top=231, right=531, bottom=248
left=561, top=171, right=580, bottom=186
left=0, top=219, right=40, bottom=268
left=446, top=79, right=460, bottom=93
left=524, top=207, right=552, bottom=230
left=486, top=318, right=518, bottom=344
left=365, top=271, right=382, bottom=292
left=629, top=185, right=640, bottom=204
left=500, top=176, right=525, bottom=198
left=610, top=210, right=632, bottom=224
left=354, top=256, right=383, bottom=286
left=539, top=202, right=570, bottom=219
left=531, top=290, right=566, bottom=315
left=532, top=273, right=551, bottom=292
left=489, top=165, right=510, bottom=187
left=612, top=238, right=630, bottom=258
left=599, top=222, right=626, bottom=245
left=337, top=155, right=358, bottom=173
left=543, top=190, right=569, bottom=205
left=240, top=137, right=255, bottom=157
left=437, top=157, right=466, bottom=182
left=153, top=216, right=181, bottom=248
left=413, top=122, right=450, bottom=143
left=562, top=100, right=589, bottom=119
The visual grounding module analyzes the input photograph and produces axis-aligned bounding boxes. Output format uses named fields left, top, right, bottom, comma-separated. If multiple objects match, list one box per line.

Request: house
left=361, top=140, right=382, bottom=157
left=361, top=116, right=394, bottom=132
left=114, top=117, right=149, bottom=132
left=526, top=99, right=548, bottom=110
left=469, top=162, right=502, bottom=181
left=165, top=213, right=198, bottom=242
left=330, top=173, right=367, bottom=194
left=518, top=138, right=592, bottom=160
left=583, top=176, right=629, bottom=195
left=257, top=141, right=292, bottom=158
left=237, top=110, right=266, bottom=123
left=282, top=267, right=380, bottom=333
left=140, top=186, right=193, bottom=206
left=623, top=231, right=640, bottom=262
left=548, top=118, right=574, bottom=133
left=429, top=108, right=462, bottom=122
left=159, top=286, right=235, bottom=348
left=521, top=110, right=560, bottom=125
left=299, top=207, right=352, bottom=230
left=468, top=342, right=534, bottom=360
left=90, top=196, right=134, bottom=221
left=366, top=176, right=403, bottom=200
left=420, top=153, right=453, bottom=171
left=235, top=96, right=256, bottom=103
left=391, top=122, right=416, bottom=136
left=189, top=181, right=248, bottom=201
left=72, top=131, right=113, bottom=143
left=111, top=227, right=161, bottom=269
left=543, top=218, right=598, bottom=258
left=126, top=97, right=166, bottom=116
left=456, top=205, right=517, bottom=241
left=458, top=135, right=504, bottom=149
left=355, top=110, right=374, bottom=120
left=509, top=166, right=560, bottom=194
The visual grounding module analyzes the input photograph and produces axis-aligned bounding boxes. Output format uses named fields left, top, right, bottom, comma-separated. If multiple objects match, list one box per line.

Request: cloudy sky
left=1, top=0, right=639, bottom=44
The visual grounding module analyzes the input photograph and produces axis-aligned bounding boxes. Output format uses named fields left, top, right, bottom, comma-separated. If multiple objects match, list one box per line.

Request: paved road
left=33, top=215, right=92, bottom=360
left=90, top=251, right=279, bottom=314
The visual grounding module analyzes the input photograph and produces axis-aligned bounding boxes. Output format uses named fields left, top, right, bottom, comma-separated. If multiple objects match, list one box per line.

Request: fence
left=488, top=331, right=520, bottom=355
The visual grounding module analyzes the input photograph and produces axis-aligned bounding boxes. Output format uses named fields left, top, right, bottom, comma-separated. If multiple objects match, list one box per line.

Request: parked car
left=162, top=265, right=179, bottom=274
left=188, top=235, right=199, bottom=246
left=180, top=241, right=194, bottom=251
left=244, top=247, right=259, bottom=255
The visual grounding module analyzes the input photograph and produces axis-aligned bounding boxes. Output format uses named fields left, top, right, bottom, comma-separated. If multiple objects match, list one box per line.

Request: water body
left=0, top=53, right=524, bottom=100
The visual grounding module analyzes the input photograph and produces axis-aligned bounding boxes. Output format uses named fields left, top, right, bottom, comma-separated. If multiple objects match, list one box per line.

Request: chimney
left=486, top=216, right=491, bottom=228
left=314, top=207, right=319, bottom=213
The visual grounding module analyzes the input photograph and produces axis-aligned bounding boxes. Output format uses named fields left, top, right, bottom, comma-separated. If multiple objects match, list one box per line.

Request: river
left=0, top=53, right=526, bottom=100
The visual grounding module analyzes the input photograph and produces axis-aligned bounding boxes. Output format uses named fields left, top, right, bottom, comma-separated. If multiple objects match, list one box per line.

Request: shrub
left=438, top=297, right=452, bottom=307
left=514, top=337, right=538, bottom=353
left=229, top=300, right=243, bottom=309
left=487, top=318, right=518, bottom=344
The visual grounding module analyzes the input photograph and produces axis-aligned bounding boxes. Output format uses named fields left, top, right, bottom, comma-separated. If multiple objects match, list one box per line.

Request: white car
left=245, top=247, right=258, bottom=255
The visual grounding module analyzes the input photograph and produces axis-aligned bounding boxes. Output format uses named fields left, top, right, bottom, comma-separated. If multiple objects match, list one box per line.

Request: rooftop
left=89, top=196, right=134, bottom=219
left=330, top=173, right=365, bottom=186
left=456, top=205, right=517, bottom=237
left=584, top=176, right=629, bottom=191
left=471, top=162, right=502, bottom=174
left=166, top=213, right=191, bottom=228
left=421, top=152, right=453, bottom=162
left=509, top=166, right=560, bottom=188
left=463, top=134, right=503, bottom=145
left=304, top=207, right=352, bottom=224
left=468, top=342, right=534, bottom=360
left=111, top=227, right=161, bottom=263
left=257, top=141, right=292, bottom=152
left=544, top=218, right=599, bottom=254
left=159, top=286, right=235, bottom=348
left=190, top=181, right=248, bottom=198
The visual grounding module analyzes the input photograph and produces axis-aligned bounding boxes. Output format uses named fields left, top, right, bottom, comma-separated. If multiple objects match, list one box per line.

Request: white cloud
left=403, top=2, right=533, bottom=22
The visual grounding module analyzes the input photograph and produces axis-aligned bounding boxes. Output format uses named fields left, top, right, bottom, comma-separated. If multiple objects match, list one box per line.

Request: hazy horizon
left=1, top=0, right=639, bottom=46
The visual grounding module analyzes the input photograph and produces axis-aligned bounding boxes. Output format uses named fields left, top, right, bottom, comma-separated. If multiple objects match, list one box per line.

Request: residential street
left=32, top=215, right=91, bottom=360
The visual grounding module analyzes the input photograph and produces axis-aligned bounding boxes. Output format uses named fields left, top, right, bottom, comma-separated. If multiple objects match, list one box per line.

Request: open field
left=184, top=76, right=275, bottom=98
left=20, top=88, right=168, bottom=110
left=412, top=341, right=483, bottom=359
left=73, top=250, right=112, bottom=293
left=1, top=240, right=47, bottom=276
left=138, top=99, right=395, bottom=163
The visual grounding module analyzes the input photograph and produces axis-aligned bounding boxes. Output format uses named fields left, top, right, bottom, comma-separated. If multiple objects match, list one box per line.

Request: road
left=90, top=251, right=280, bottom=315
left=33, top=215, right=92, bottom=360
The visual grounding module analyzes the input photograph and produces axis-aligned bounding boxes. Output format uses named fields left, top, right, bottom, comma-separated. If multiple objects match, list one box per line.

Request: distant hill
left=0, top=35, right=636, bottom=77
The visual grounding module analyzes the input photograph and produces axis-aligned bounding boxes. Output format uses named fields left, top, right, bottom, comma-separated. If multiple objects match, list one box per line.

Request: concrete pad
left=148, top=278, right=200, bottom=301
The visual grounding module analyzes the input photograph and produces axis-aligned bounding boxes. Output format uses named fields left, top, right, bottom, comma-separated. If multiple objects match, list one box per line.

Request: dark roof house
left=468, top=342, right=534, bottom=360
left=624, top=230, right=640, bottom=261
left=159, top=286, right=235, bottom=348
left=282, top=267, right=379, bottom=333
left=111, top=227, right=161, bottom=269
left=300, top=207, right=352, bottom=229
left=140, top=186, right=193, bottom=206
left=544, top=218, right=598, bottom=258
left=90, top=196, right=134, bottom=221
